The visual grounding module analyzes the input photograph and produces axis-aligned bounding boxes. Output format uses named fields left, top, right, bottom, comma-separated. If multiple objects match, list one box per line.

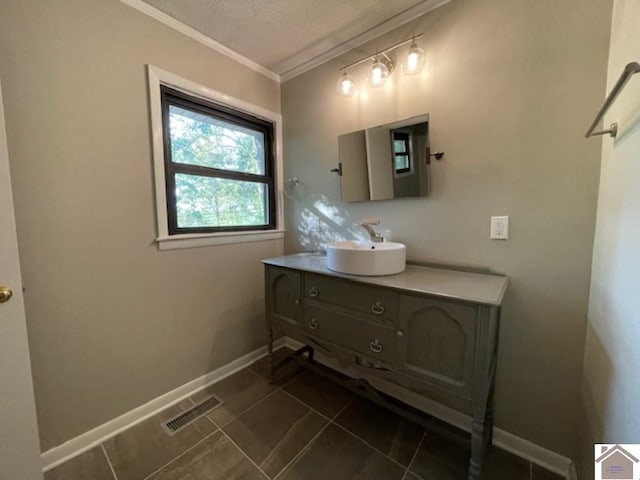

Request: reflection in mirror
left=337, top=114, right=430, bottom=202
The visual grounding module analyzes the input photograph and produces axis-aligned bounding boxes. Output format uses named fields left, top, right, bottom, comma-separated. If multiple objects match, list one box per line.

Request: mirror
left=337, top=114, right=430, bottom=202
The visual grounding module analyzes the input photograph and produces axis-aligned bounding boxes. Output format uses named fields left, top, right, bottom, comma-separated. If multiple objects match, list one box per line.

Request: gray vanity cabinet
left=262, top=254, right=508, bottom=480
left=398, top=295, right=477, bottom=398
left=265, top=266, right=302, bottom=331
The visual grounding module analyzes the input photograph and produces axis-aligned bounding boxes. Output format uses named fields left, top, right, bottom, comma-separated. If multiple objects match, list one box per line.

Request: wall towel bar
left=585, top=61, right=640, bottom=138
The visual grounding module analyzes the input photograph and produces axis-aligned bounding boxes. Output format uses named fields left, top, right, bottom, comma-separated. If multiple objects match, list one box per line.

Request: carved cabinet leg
left=467, top=305, right=499, bottom=480
left=484, top=383, right=495, bottom=445
left=468, top=400, right=489, bottom=480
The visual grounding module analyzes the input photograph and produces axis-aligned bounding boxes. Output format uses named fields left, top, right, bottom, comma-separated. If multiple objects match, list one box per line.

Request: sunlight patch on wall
left=295, top=195, right=364, bottom=252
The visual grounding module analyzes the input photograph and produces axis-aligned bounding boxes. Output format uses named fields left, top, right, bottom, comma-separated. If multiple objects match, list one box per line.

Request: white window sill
left=156, top=229, right=286, bottom=251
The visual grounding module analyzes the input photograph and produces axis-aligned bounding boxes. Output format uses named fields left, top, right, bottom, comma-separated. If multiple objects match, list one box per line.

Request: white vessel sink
left=326, top=240, right=406, bottom=276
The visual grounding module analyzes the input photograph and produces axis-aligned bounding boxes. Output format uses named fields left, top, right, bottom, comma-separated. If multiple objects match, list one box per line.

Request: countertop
left=262, top=254, right=508, bottom=306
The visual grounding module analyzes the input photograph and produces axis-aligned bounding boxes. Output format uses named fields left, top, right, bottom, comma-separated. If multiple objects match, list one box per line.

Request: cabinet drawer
left=304, top=303, right=399, bottom=366
left=304, top=273, right=398, bottom=322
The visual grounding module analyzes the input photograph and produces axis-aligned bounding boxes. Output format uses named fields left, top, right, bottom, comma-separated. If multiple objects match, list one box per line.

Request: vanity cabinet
left=263, top=254, right=508, bottom=480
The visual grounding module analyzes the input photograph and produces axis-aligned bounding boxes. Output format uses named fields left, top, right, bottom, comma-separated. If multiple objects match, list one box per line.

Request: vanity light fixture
left=368, top=54, right=393, bottom=87
left=336, top=70, right=356, bottom=96
left=336, top=34, right=424, bottom=96
left=402, top=37, right=425, bottom=75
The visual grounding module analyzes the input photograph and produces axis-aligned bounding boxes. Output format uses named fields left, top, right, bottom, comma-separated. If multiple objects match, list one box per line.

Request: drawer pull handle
left=396, top=329, right=404, bottom=337
left=370, top=339, right=383, bottom=353
left=371, top=302, right=385, bottom=315
left=309, top=287, right=319, bottom=297
left=308, top=318, right=319, bottom=330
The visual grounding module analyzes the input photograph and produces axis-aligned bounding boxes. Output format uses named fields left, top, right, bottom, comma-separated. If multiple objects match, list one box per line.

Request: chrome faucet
left=361, top=218, right=384, bottom=243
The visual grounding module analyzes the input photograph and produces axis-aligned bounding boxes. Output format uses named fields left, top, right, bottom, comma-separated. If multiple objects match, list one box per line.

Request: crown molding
left=119, top=0, right=280, bottom=83
left=120, top=0, right=451, bottom=84
left=278, top=0, right=451, bottom=82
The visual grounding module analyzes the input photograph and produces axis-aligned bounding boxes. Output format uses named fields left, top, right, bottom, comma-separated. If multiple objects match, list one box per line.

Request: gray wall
left=0, top=0, right=282, bottom=450
left=282, top=0, right=611, bottom=457
left=580, top=0, right=640, bottom=477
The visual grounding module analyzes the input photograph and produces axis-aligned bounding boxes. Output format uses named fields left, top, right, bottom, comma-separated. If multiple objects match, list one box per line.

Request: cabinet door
left=398, top=295, right=477, bottom=398
left=266, top=266, right=302, bottom=330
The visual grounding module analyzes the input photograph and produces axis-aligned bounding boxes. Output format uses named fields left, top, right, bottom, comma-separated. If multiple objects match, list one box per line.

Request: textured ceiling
left=141, top=0, right=439, bottom=76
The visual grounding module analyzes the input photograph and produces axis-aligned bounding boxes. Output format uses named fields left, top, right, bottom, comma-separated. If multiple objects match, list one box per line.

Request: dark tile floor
left=44, top=348, right=564, bottom=480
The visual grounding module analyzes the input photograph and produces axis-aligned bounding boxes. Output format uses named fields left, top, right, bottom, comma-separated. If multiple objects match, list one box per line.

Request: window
left=147, top=66, right=283, bottom=250
left=392, top=131, right=411, bottom=174
left=161, top=87, right=275, bottom=234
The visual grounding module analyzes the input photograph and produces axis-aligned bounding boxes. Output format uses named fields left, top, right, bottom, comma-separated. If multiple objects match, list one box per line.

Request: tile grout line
left=280, top=366, right=425, bottom=470
left=82, top=395, right=221, bottom=480
left=276, top=365, right=307, bottom=390
left=272, top=422, right=332, bottom=480
left=216, top=428, right=271, bottom=479
left=330, top=396, right=355, bottom=422
left=215, top=386, right=282, bottom=429
left=141, top=429, right=220, bottom=480
left=402, top=430, right=426, bottom=480
left=279, top=388, right=333, bottom=422
left=281, top=386, right=421, bottom=473
left=260, top=410, right=315, bottom=469
left=100, top=444, right=119, bottom=480
left=272, top=397, right=355, bottom=480
left=178, top=369, right=291, bottom=477
left=316, top=394, right=415, bottom=473
left=329, top=418, right=409, bottom=471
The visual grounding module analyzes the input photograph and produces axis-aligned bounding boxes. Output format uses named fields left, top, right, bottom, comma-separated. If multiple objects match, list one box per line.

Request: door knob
left=0, top=286, right=13, bottom=303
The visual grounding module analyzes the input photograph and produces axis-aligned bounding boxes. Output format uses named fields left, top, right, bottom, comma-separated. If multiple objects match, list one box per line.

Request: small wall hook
left=430, top=151, right=445, bottom=160
left=330, top=163, right=343, bottom=176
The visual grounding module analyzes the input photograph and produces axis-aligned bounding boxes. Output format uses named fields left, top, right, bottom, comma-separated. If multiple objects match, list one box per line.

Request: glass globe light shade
left=368, top=57, right=390, bottom=87
left=403, top=41, right=425, bottom=75
left=336, top=71, right=355, bottom=97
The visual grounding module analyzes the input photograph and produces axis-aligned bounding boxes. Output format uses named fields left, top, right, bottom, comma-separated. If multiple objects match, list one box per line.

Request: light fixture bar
left=339, top=34, right=424, bottom=71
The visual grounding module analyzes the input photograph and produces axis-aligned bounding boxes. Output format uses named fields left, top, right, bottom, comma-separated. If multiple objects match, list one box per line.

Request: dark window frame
left=160, top=86, right=276, bottom=235
left=392, top=131, right=411, bottom=174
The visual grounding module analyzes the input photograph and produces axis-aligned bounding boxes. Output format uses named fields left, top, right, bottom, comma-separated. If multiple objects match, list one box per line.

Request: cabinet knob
left=309, top=287, right=319, bottom=297
left=295, top=299, right=300, bottom=304
left=370, top=339, right=383, bottom=353
left=308, top=318, right=319, bottom=330
left=396, top=329, right=404, bottom=337
left=371, top=301, right=385, bottom=315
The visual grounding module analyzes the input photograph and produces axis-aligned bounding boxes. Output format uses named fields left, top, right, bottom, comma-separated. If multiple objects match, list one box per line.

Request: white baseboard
left=492, top=428, right=574, bottom=479
left=282, top=337, right=575, bottom=479
left=42, top=336, right=575, bottom=479
left=41, top=338, right=287, bottom=472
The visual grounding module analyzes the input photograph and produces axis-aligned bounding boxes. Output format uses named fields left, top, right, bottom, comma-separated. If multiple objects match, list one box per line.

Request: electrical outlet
left=491, top=216, right=509, bottom=240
